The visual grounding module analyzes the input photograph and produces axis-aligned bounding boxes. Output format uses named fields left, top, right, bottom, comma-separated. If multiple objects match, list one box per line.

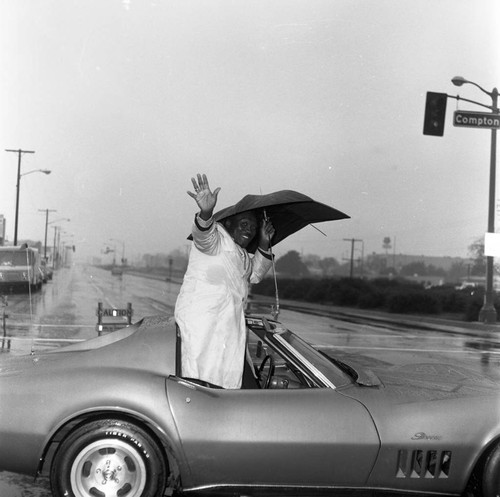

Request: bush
left=281, top=279, right=312, bottom=301
left=358, top=290, right=386, bottom=309
left=464, top=298, right=483, bottom=322
left=387, top=292, right=441, bottom=314
left=305, top=279, right=335, bottom=303
left=435, top=290, right=468, bottom=314
left=251, top=276, right=496, bottom=321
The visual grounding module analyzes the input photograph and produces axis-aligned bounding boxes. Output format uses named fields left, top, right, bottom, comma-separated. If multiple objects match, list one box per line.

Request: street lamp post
left=452, top=76, right=499, bottom=323
left=13, top=168, right=51, bottom=245
left=5, top=149, right=51, bottom=246
left=38, top=209, right=57, bottom=260
left=6, top=149, right=34, bottom=245
left=44, top=217, right=69, bottom=267
left=52, top=226, right=60, bottom=270
left=52, top=226, right=70, bottom=270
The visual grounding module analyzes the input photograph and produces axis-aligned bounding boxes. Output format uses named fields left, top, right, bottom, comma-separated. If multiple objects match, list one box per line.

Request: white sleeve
left=249, top=248, right=273, bottom=284
left=191, top=214, right=221, bottom=255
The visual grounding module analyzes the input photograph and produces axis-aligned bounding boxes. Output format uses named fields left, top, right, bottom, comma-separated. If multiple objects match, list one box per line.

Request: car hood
left=329, top=353, right=500, bottom=460
left=332, top=353, right=500, bottom=403
left=375, top=362, right=499, bottom=400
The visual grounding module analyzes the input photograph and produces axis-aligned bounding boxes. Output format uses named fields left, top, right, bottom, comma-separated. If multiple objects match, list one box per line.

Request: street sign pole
left=448, top=78, right=499, bottom=323
left=480, top=96, right=498, bottom=323
left=426, top=79, right=500, bottom=323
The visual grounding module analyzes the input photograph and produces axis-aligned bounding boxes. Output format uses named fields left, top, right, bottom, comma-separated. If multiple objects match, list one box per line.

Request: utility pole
left=343, top=238, right=363, bottom=278
left=5, top=148, right=35, bottom=245
left=38, top=209, right=57, bottom=260
left=52, top=226, right=59, bottom=270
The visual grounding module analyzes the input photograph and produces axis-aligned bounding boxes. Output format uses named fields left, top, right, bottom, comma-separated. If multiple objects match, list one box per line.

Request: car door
left=166, top=376, right=380, bottom=490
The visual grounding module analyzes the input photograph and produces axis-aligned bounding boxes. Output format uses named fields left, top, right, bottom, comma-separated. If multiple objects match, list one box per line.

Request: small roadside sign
left=97, top=324, right=126, bottom=333
left=96, top=302, right=133, bottom=335
left=453, top=110, right=500, bottom=129
left=485, top=233, right=500, bottom=257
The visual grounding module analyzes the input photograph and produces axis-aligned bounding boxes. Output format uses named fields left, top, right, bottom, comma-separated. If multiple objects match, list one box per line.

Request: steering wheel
left=257, top=354, right=275, bottom=389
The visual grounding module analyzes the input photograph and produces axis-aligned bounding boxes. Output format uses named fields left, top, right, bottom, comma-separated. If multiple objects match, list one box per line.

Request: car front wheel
left=51, top=419, right=167, bottom=497
left=482, top=442, right=500, bottom=497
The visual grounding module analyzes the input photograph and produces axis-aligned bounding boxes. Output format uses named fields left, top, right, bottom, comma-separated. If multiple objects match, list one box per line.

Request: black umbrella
left=213, top=190, right=349, bottom=254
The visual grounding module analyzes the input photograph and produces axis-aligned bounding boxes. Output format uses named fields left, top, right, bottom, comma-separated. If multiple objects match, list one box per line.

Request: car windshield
left=274, top=329, right=351, bottom=388
left=247, top=322, right=351, bottom=389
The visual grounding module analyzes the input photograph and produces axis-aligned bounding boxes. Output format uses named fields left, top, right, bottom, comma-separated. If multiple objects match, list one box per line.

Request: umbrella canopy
left=211, top=190, right=349, bottom=253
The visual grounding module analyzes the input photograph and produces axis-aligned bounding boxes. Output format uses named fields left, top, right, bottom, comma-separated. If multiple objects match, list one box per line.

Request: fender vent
left=396, top=449, right=451, bottom=479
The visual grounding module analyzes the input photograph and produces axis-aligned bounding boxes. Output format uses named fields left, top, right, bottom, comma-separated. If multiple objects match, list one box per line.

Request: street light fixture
left=23, top=168, right=51, bottom=176
left=452, top=76, right=497, bottom=101
left=451, top=76, right=467, bottom=87
left=452, top=76, right=499, bottom=323
left=49, top=217, right=70, bottom=224
left=13, top=168, right=51, bottom=246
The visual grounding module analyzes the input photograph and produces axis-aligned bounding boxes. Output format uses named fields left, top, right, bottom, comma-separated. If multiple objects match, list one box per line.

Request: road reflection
left=276, top=308, right=500, bottom=381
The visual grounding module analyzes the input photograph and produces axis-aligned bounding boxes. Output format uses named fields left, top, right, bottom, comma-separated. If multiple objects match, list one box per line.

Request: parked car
left=0, top=314, right=499, bottom=497
left=40, top=260, right=53, bottom=282
left=455, top=281, right=479, bottom=291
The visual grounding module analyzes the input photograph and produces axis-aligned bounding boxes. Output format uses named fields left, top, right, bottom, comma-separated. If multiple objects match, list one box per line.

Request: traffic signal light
left=423, top=92, right=447, bottom=136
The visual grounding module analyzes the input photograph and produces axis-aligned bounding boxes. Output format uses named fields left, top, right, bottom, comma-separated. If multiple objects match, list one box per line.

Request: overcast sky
left=1, top=0, right=499, bottom=264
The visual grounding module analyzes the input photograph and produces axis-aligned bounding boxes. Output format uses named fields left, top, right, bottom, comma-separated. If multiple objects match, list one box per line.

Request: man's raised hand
left=187, top=173, right=221, bottom=220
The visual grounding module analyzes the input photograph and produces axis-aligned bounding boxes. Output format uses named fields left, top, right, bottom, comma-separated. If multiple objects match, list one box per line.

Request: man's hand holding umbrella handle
left=188, top=173, right=221, bottom=221
left=258, top=218, right=276, bottom=250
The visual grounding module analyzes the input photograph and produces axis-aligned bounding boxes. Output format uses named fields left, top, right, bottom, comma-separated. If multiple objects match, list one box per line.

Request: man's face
left=227, top=212, right=258, bottom=248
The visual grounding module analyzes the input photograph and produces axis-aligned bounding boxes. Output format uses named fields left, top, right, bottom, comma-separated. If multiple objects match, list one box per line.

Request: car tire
left=482, top=442, right=500, bottom=497
left=50, top=418, right=168, bottom=497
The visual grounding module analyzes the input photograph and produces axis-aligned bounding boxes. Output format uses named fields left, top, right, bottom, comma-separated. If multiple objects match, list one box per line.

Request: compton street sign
left=453, top=110, right=500, bottom=129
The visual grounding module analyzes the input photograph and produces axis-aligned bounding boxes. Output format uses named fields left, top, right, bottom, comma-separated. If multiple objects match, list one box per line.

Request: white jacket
left=175, top=216, right=272, bottom=388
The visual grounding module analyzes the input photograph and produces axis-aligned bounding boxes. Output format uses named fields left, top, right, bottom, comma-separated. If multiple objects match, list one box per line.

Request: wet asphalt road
left=1, top=263, right=500, bottom=495
left=1, top=264, right=180, bottom=356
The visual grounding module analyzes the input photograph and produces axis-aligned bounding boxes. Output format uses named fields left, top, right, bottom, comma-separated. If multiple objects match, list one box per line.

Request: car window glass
left=247, top=328, right=313, bottom=389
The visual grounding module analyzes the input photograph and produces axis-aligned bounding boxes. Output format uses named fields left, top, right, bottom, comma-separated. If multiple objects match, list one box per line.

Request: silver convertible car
left=0, top=314, right=500, bottom=497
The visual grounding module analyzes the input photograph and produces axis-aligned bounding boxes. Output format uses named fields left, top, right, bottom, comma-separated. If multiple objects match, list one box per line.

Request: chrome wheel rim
left=70, top=439, right=147, bottom=497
